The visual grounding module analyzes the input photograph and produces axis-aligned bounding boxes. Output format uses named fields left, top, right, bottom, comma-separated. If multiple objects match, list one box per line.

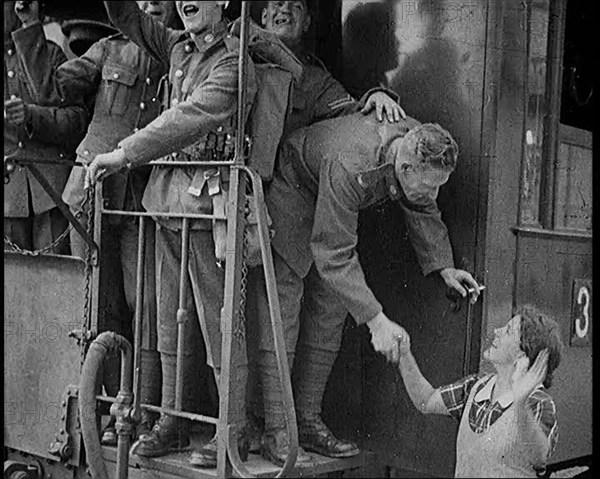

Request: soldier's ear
left=261, top=7, right=268, bottom=27
left=302, top=12, right=312, bottom=33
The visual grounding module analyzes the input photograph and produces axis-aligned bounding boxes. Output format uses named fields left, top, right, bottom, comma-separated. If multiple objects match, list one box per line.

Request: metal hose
left=79, top=332, right=133, bottom=479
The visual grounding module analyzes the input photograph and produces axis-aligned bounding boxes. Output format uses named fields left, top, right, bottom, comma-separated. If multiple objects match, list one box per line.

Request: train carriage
left=4, top=1, right=592, bottom=478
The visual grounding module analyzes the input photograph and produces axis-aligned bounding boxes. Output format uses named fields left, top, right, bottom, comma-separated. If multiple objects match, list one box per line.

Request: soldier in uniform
left=12, top=0, right=179, bottom=445
left=261, top=112, right=482, bottom=462
left=86, top=0, right=263, bottom=464
left=249, top=0, right=407, bottom=465
left=4, top=0, right=88, bottom=254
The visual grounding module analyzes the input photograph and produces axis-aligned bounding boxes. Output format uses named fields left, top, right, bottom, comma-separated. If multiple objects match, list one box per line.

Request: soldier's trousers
left=70, top=209, right=161, bottom=409
left=155, top=226, right=223, bottom=414
left=252, top=250, right=347, bottom=431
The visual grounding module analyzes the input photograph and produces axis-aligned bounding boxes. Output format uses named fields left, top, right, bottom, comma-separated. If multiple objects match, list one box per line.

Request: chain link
left=234, top=216, right=250, bottom=345
left=4, top=224, right=72, bottom=256
left=79, top=185, right=96, bottom=370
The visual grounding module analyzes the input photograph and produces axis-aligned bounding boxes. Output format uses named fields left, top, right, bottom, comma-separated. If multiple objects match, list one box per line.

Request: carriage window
left=554, top=0, right=592, bottom=232
left=560, top=1, right=593, bottom=132
left=520, top=0, right=592, bottom=232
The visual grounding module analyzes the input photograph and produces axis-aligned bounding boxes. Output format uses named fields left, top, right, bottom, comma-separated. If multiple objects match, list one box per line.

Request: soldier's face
left=137, top=1, right=177, bottom=27
left=393, top=139, right=451, bottom=204
left=176, top=1, right=225, bottom=33
left=262, top=1, right=311, bottom=49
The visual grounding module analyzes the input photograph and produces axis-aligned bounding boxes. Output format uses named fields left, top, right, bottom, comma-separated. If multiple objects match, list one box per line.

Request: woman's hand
left=511, top=349, right=549, bottom=403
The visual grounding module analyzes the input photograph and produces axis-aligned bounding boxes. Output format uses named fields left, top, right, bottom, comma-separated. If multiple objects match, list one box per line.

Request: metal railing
left=88, top=3, right=298, bottom=478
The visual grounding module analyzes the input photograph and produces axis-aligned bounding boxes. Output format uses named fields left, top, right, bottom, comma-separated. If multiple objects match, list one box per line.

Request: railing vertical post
left=217, top=2, right=251, bottom=478
left=132, top=216, right=147, bottom=417
left=175, top=218, right=191, bottom=412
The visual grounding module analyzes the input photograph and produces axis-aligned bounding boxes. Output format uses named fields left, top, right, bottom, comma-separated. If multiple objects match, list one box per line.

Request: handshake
left=367, top=272, right=482, bottom=364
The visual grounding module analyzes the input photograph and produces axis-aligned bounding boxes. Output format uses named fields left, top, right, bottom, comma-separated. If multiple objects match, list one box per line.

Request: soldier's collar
left=357, top=163, right=402, bottom=201
left=188, top=20, right=228, bottom=52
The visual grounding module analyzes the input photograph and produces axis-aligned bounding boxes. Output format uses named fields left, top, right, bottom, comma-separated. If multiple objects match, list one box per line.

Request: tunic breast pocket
left=100, top=64, right=138, bottom=116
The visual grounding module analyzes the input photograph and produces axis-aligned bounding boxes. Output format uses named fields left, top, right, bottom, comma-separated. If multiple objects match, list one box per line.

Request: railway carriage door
left=324, top=1, right=491, bottom=476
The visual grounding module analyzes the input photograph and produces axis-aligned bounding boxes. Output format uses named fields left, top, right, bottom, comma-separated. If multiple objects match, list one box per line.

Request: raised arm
left=398, top=332, right=481, bottom=418
left=104, top=0, right=180, bottom=64
left=12, top=21, right=104, bottom=109
left=397, top=332, right=451, bottom=415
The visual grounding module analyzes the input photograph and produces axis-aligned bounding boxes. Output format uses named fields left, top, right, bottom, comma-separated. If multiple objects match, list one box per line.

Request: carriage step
left=101, top=431, right=373, bottom=478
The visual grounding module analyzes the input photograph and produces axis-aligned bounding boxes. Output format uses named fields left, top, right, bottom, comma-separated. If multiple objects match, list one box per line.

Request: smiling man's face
left=137, top=1, right=177, bottom=27
left=175, top=1, right=225, bottom=34
left=261, top=1, right=310, bottom=51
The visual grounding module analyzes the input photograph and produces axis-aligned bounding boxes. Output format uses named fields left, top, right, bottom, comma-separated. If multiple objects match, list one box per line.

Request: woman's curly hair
left=515, top=305, right=564, bottom=389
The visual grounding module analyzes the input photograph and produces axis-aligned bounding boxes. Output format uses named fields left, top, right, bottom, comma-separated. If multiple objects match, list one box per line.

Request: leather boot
left=189, top=431, right=250, bottom=469
left=131, top=414, right=190, bottom=458
left=297, top=415, right=359, bottom=459
left=261, top=428, right=314, bottom=467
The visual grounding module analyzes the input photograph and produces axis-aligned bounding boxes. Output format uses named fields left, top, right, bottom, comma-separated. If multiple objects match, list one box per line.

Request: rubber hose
left=79, top=332, right=125, bottom=479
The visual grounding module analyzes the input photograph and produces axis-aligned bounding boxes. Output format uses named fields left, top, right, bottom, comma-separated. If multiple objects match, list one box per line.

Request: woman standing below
left=397, top=305, right=563, bottom=478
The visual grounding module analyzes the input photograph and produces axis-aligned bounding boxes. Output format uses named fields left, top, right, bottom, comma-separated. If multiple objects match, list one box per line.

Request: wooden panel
left=515, top=232, right=592, bottom=463
left=4, top=254, right=86, bottom=465
left=554, top=125, right=593, bottom=231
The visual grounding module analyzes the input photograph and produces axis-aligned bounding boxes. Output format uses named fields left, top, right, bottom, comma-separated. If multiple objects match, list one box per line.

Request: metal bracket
left=48, top=385, right=78, bottom=462
left=68, top=328, right=97, bottom=347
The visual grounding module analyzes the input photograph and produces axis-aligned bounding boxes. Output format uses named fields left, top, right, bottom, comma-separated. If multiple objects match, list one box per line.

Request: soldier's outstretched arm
left=104, top=1, right=180, bottom=65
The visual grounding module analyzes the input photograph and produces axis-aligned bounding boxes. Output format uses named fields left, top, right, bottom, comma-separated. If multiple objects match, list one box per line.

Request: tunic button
left=59, top=153, right=65, bottom=158
left=7, top=49, right=14, bottom=56
left=184, top=44, right=192, bottom=53
left=175, top=69, right=184, bottom=78
left=390, top=185, right=398, bottom=196
left=7, top=70, right=15, bottom=78
left=146, top=77, right=152, bottom=85
left=113, top=73, right=120, bottom=79
left=18, top=141, right=24, bottom=149
left=204, top=33, right=214, bottom=43
left=140, top=102, right=146, bottom=110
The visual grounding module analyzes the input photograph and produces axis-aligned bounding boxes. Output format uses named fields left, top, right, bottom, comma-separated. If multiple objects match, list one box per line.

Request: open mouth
left=148, top=10, right=163, bottom=18
left=274, top=16, right=293, bottom=27
left=183, top=4, right=199, bottom=17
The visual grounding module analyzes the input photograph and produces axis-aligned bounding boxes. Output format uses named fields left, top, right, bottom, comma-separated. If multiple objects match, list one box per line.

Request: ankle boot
left=132, top=414, right=190, bottom=458
left=297, top=415, right=359, bottom=459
